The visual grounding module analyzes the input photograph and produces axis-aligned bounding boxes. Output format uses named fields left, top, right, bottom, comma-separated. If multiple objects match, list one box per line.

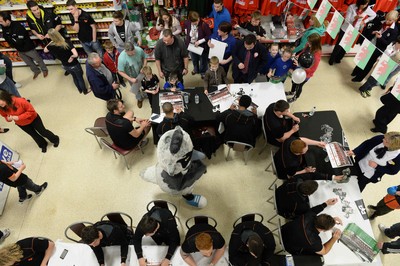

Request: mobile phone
left=60, top=249, right=68, bottom=259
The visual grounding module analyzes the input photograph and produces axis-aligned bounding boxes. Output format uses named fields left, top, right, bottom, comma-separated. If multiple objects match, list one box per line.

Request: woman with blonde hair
left=347, top=132, right=400, bottom=191
left=0, top=237, right=54, bottom=266
left=156, top=8, right=182, bottom=39
left=293, top=14, right=327, bottom=54
left=44, top=28, right=89, bottom=94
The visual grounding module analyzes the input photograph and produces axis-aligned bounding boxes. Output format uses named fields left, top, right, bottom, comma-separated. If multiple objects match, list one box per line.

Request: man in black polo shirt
left=281, top=211, right=342, bottom=255
left=155, top=29, right=189, bottom=82
left=181, top=223, right=226, bottom=266
left=133, top=206, right=180, bottom=266
left=229, top=221, right=275, bottom=266
left=66, top=0, right=103, bottom=57
left=263, top=100, right=300, bottom=147
left=105, top=99, right=150, bottom=150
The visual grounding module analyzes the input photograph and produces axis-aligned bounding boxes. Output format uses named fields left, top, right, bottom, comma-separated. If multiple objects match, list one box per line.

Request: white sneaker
left=378, top=224, right=387, bottom=234
left=0, top=228, right=10, bottom=243
left=15, top=83, right=22, bottom=88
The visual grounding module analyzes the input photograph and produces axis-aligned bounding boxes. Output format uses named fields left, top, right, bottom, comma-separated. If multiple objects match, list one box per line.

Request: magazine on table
left=158, top=92, right=184, bottom=114
left=207, top=87, right=234, bottom=112
left=325, top=142, right=353, bottom=168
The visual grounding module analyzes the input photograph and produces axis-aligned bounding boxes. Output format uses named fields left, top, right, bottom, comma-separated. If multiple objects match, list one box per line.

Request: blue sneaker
left=185, top=194, right=207, bottom=208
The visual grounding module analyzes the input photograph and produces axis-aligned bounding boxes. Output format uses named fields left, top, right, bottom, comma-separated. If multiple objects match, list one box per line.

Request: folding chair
left=275, top=218, right=287, bottom=254
left=225, top=141, right=254, bottom=165
left=100, top=138, right=144, bottom=170
left=84, top=117, right=109, bottom=149
left=146, top=199, right=182, bottom=228
left=233, top=213, right=264, bottom=228
left=64, top=221, right=94, bottom=243
left=266, top=150, right=279, bottom=190
left=258, top=115, right=268, bottom=155
left=100, top=211, right=133, bottom=231
left=185, top=215, right=218, bottom=229
left=267, top=184, right=279, bottom=226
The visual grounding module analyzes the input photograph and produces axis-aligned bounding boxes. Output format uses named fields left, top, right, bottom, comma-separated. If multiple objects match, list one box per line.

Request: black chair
left=100, top=211, right=134, bottom=231
left=233, top=213, right=264, bottom=228
left=267, top=184, right=279, bottom=226
left=146, top=199, right=182, bottom=228
left=185, top=215, right=218, bottom=229
left=64, top=221, right=94, bottom=243
left=266, top=150, right=279, bottom=190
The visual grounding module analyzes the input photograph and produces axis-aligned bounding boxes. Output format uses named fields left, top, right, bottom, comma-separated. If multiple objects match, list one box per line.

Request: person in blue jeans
left=44, top=29, right=89, bottom=94
left=0, top=65, right=21, bottom=97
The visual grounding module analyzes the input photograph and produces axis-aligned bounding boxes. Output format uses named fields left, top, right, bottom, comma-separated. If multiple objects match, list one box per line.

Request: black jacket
left=3, top=21, right=36, bottom=52
left=26, top=7, right=63, bottom=36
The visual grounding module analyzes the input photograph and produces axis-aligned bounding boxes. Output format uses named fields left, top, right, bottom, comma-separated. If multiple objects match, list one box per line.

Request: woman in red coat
left=0, top=90, right=59, bottom=153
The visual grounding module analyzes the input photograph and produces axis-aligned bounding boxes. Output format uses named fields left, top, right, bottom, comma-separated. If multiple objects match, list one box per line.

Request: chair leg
left=265, top=162, right=272, bottom=171
left=268, top=177, right=278, bottom=191
left=267, top=213, right=278, bottom=224
left=123, top=155, right=130, bottom=170
left=226, top=147, right=231, bottom=161
left=113, top=151, right=118, bottom=159
left=244, top=151, right=248, bottom=165
left=267, top=195, right=274, bottom=205
left=258, top=142, right=267, bottom=155
left=95, top=137, right=102, bottom=149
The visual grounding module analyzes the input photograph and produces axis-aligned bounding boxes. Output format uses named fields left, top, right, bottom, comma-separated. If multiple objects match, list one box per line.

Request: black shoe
left=35, top=182, right=48, bottom=196
left=328, top=60, right=334, bottom=65
left=19, top=194, right=32, bottom=204
left=369, top=214, right=376, bottom=220
left=41, top=146, right=47, bottom=153
left=285, top=91, right=294, bottom=96
left=367, top=205, right=377, bottom=210
left=351, top=77, right=362, bottom=82
left=380, top=85, right=386, bottom=90
left=370, top=128, right=385, bottom=134
left=53, top=136, right=60, bottom=147
left=351, top=70, right=357, bottom=76
left=287, top=97, right=297, bottom=103
left=64, top=71, right=70, bottom=76
left=83, top=89, right=92, bottom=95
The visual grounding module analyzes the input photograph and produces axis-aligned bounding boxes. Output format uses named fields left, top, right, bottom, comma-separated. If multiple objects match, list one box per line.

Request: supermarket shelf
left=0, top=46, right=44, bottom=52
left=61, top=17, right=113, bottom=24
left=67, top=28, right=108, bottom=34
left=0, top=3, right=53, bottom=11
left=56, top=7, right=115, bottom=14
left=53, top=0, right=113, bottom=4
left=70, top=36, right=109, bottom=41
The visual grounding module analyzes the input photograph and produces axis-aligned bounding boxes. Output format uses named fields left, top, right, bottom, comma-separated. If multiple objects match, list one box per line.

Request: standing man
left=26, top=0, right=64, bottom=44
left=155, top=29, right=189, bottom=82
left=105, top=99, right=150, bottom=150
left=232, top=34, right=268, bottom=84
left=108, top=11, right=142, bottom=52
left=66, top=0, right=103, bottom=57
left=133, top=206, right=180, bottom=266
left=209, top=0, right=231, bottom=35
left=0, top=11, right=48, bottom=79
left=86, top=53, right=119, bottom=101
left=118, top=42, right=147, bottom=108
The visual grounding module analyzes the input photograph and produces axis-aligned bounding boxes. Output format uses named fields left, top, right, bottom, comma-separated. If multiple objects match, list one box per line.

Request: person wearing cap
left=229, top=220, right=276, bottom=265
left=216, top=95, right=261, bottom=147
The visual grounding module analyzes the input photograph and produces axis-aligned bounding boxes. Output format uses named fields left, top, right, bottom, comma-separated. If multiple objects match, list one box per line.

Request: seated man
left=217, top=95, right=260, bottom=147
left=86, top=52, right=120, bottom=101
left=229, top=220, right=275, bottom=266
left=157, top=102, right=192, bottom=137
left=105, top=99, right=151, bottom=150
left=281, top=211, right=342, bottom=255
left=81, top=221, right=134, bottom=266
left=181, top=223, right=225, bottom=266
left=274, top=136, right=326, bottom=180
left=263, top=100, right=300, bottom=147
left=276, top=177, right=338, bottom=219
left=133, top=206, right=180, bottom=266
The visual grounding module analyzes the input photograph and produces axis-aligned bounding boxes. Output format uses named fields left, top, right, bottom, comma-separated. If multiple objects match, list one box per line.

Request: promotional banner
left=391, top=77, right=400, bottom=101
left=315, top=0, right=332, bottom=24
left=354, top=39, right=375, bottom=70
left=371, top=53, right=397, bottom=85
left=339, top=25, right=359, bottom=53
left=326, top=10, right=344, bottom=39
left=307, top=0, right=318, bottom=9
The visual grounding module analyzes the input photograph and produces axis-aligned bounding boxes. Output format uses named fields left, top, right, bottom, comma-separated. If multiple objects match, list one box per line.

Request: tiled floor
left=0, top=54, right=399, bottom=265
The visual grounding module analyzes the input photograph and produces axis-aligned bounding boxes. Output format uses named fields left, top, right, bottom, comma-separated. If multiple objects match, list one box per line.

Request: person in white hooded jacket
left=108, top=11, right=142, bottom=52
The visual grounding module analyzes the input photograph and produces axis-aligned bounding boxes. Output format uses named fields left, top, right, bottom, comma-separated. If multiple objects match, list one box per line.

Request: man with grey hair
left=86, top=52, right=120, bottom=101
left=118, top=42, right=147, bottom=108
left=155, top=29, right=189, bottom=83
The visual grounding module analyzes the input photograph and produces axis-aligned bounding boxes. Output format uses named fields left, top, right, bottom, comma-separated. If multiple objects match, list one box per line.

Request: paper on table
left=208, top=39, right=227, bottom=61
left=150, top=113, right=165, bottom=123
left=188, top=43, right=204, bottom=56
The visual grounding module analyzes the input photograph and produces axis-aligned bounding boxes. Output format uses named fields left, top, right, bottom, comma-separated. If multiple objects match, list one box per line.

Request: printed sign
left=355, top=199, right=369, bottom=220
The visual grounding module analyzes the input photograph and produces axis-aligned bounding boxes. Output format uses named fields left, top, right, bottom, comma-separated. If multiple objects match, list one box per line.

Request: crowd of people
left=1, top=0, right=400, bottom=264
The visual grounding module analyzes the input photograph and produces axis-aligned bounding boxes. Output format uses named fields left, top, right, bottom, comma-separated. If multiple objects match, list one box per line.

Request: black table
left=294, top=110, right=354, bottom=176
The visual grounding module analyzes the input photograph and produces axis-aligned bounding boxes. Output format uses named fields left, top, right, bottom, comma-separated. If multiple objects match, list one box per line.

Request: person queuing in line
left=0, top=64, right=21, bottom=97
left=359, top=37, right=400, bottom=98
left=156, top=8, right=182, bottom=39
left=0, top=228, right=10, bottom=243
left=229, top=220, right=276, bottom=266
left=347, top=132, right=400, bottom=192
left=0, top=90, right=59, bottom=153
left=0, top=159, right=47, bottom=204
left=287, top=33, right=322, bottom=103
left=276, top=176, right=338, bottom=220
left=293, top=14, right=327, bottom=54
left=133, top=205, right=180, bottom=266
left=263, top=100, right=300, bottom=147
left=238, top=11, right=268, bottom=43
left=0, top=11, right=48, bottom=80
left=217, top=95, right=260, bottom=147
left=181, top=222, right=226, bottom=266
left=260, top=43, right=280, bottom=80
left=81, top=221, right=134, bottom=266
left=163, top=72, right=184, bottom=91
left=203, top=56, right=228, bottom=95
left=103, top=40, right=126, bottom=88
left=329, top=0, right=376, bottom=65
left=155, top=29, right=189, bottom=82
left=0, top=237, right=54, bottom=265
left=117, top=42, right=147, bottom=108
left=184, top=11, right=212, bottom=79
left=66, top=0, right=103, bottom=57
left=108, top=11, right=142, bottom=53
left=282, top=211, right=342, bottom=255
left=208, top=21, right=236, bottom=74
left=267, top=48, right=294, bottom=83
left=0, top=53, right=21, bottom=88
left=351, top=10, right=398, bottom=82
left=377, top=222, right=400, bottom=254
left=371, top=84, right=400, bottom=134
left=86, top=53, right=120, bottom=101
left=105, top=99, right=150, bottom=150
left=232, top=34, right=268, bottom=84
left=209, top=0, right=231, bottom=35
left=368, top=184, right=400, bottom=220
left=141, top=65, right=159, bottom=110
left=44, top=29, right=89, bottom=95
left=157, top=102, right=192, bottom=137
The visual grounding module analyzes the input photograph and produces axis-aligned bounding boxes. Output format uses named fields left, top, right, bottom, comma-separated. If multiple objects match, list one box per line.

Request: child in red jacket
left=103, top=41, right=126, bottom=87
